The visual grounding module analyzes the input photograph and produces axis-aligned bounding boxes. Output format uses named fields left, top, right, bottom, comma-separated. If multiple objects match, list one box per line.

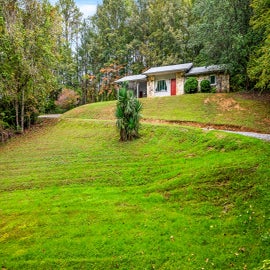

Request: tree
left=248, top=0, right=270, bottom=91
left=92, top=0, right=133, bottom=69
left=116, top=87, right=142, bottom=141
left=56, top=0, right=83, bottom=87
left=191, top=0, right=253, bottom=90
left=77, top=19, right=100, bottom=104
left=128, top=0, right=194, bottom=69
left=99, top=63, right=125, bottom=101
left=0, top=0, right=62, bottom=132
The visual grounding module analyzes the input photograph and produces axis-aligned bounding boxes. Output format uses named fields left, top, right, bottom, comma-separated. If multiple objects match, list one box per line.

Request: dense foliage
left=184, top=77, right=198, bottom=94
left=0, top=0, right=269, bottom=135
left=0, top=0, right=62, bottom=133
left=200, top=79, right=211, bottom=93
left=116, top=87, right=142, bottom=141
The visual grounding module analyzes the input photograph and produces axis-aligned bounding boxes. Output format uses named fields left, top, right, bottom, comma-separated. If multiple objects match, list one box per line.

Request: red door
left=171, top=79, right=176, bottom=96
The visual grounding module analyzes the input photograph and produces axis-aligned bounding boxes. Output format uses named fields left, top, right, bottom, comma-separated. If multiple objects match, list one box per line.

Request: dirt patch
left=142, top=118, right=263, bottom=133
left=99, top=107, right=115, bottom=120
left=204, top=94, right=245, bottom=111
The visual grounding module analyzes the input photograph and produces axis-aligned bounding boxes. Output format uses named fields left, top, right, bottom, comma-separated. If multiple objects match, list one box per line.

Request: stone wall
left=176, top=72, right=185, bottom=95
left=190, top=73, right=230, bottom=93
left=147, top=76, right=155, bottom=97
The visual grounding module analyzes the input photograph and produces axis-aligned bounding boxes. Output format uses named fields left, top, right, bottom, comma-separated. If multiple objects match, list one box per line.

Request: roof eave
left=186, top=70, right=226, bottom=76
left=143, top=68, right=191, bottom=76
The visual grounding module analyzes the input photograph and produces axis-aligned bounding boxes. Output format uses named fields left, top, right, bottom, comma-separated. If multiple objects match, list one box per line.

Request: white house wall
left=154, top=74, right=172, bottom=97
left=147, top=74, right=177, bottom=97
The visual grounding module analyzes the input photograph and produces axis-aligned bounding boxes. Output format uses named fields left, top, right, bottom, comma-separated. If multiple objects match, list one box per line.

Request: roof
left=143, top=63, right=193, bottom=75
left=115, top=74, right=147, bottom=83
left=186, top=65, right=226, bottom=76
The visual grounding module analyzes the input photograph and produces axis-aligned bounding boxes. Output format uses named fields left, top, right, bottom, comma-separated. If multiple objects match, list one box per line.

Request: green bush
left=211, top=86, right=217, bottom=93
left=184, top=77, right=198, bottom=94
left=200, top=79, right=211, bottom=93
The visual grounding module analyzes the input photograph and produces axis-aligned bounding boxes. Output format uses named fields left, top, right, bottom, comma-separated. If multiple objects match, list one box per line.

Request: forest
left=0, top=0, right=269, bottom=134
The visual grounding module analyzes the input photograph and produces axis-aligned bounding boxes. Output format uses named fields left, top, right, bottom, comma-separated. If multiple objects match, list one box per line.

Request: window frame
left=210, top=75, right=216, bottom=85
left=155, top=80, right=168, bottom=92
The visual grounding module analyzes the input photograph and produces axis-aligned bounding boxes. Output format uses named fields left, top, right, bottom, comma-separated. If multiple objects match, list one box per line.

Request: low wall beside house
left=187, top=73, right=230, bottom=93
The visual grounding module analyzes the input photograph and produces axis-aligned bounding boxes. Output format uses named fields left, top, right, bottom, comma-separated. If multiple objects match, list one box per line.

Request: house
left=186, top=65, right=230, bottom=93
left=115, top=63, right=229, bottom=98
left=115, top=74, right=147, bottom=98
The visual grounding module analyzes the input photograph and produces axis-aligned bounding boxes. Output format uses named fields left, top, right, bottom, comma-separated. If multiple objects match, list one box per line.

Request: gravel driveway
left=38, top=114, right=62, bottom=119
left=221, top=130, right=270, bottom=141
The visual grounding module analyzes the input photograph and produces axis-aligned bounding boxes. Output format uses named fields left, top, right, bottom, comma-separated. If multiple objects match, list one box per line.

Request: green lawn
left=63, top=93, right=270, bottom=133
left=0, top=94, right=270, bottom=269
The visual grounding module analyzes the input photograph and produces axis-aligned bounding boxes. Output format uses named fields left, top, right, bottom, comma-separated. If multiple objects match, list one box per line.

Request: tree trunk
left=20, top=88, right=25, bottom=133
left=15, top=98, right=19, bottom=131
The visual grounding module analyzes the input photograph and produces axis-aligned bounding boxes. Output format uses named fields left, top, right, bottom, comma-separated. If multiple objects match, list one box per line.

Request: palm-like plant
left=116, top=87, right=142, bottom=141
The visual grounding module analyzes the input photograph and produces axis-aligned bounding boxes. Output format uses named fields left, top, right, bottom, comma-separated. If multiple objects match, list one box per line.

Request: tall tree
left=56, top=0, right=82, bottom=87
left=77, top=18, right=100, bottom=104
left=248, top=0, right=270, bottom=91
left=191, top=0, right=253, bottom=90
left=92, top=0, right=133, bottom=67
left=128, top=0, right=194, bottom=70
left=0, top=0, right=62, bottom=132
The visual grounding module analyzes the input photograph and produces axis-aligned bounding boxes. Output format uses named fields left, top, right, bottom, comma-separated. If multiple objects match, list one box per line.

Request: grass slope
left=0, top=94, right=270, bottom=269
left=63, top=93, right=270, bottom=133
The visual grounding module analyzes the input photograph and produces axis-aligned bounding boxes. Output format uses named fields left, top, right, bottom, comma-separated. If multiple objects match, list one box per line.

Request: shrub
left=55, top=88, right=80, bottom=111
left=184, top=77, right=198, bottom=94
left=200, top=79, right=211, bottom=93
left=116, top=87, right=142, bottom=141
left=211, top=86, right=217, bottom=93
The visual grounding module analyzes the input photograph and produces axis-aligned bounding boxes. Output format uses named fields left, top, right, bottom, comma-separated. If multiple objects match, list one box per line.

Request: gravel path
left=221, top=130, right=270, bottom=141
left=38, top=114, right=62, bottom=119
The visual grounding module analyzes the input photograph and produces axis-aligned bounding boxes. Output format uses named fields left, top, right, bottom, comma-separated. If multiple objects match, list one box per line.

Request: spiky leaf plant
left=116, top=87, right=142, bottom=141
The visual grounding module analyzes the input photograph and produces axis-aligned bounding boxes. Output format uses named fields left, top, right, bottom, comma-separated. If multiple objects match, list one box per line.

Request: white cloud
left=78, top=4, right=97, bottom=18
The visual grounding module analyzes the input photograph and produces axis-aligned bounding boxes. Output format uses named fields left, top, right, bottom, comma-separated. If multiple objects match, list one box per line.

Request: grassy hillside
left=0, top=93, right=269, bottom=269
left=63, top=93, right=270, bottom=133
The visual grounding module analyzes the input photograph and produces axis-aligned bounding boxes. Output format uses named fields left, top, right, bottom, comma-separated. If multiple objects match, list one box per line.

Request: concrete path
left=38, top=114, right=62, bottom=119
left=221, top=130, right=270, bottom=141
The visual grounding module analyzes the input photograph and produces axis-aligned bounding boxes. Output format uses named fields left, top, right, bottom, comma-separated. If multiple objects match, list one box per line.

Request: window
left=210, top=75, right=216, bottom=85
left=156, top=80, right=167, bottom=92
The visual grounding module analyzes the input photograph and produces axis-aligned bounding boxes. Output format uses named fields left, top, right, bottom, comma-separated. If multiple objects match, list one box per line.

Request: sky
left=50, top=0, right=102, bottom=18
